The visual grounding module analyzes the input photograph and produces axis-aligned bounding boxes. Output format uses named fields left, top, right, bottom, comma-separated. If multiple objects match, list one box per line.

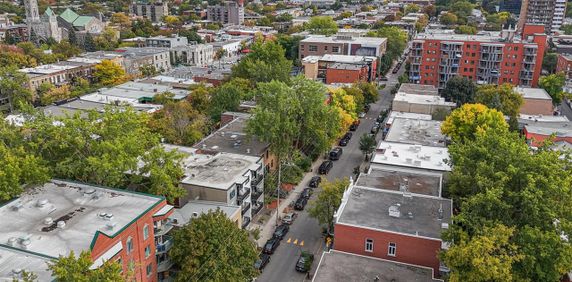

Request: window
left=143, top=225, right=149, bottom=240
left=126, top=237, right=133, bottom=253
left=332, top=46, right=340, bottom=53
left=324, top=46, right=328, bottom=51
left=365, top=239, right=374, bottom=252
left=388, top=242, right=396, bottom=256
left=145, top=245, right=151, bottom=258
left=309, top=45, right=318, bottom=52
left=146, top=264, right=152, bottom=277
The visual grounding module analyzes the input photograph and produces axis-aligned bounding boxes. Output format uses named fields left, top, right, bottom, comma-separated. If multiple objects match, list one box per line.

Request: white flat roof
left=321, top=54, right=377, bottom=63
left=393, top=93, right=457, bottom=106
left=163, top=144, right=261, bottom=190
left=172, top=201, right=240, bottom=226
left=519, top=114, right=569, bottom=123
left=514, top=87, right=552, bottom=100
left=0, top=180, right=163, bottom=259
left=371, top=141, right=451, bottom=172
left=385, top=118, right=446, bottom=147
left=0, top=246, right=53, bottom=281
left=301, top=35, right=387, bottom=46
left=386, top=111, right=432, bottom=126
left=19, top=64, right=78, bottom=75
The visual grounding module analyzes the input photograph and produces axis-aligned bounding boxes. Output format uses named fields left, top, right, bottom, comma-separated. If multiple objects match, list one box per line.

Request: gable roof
left=73, top=16, right=94, bottom=27
left=59, top=8, right=79, bottom=24
left=44, top=7, right=55, bottom=17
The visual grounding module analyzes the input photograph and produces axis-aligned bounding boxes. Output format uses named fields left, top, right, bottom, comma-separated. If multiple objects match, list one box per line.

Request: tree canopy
left=539, top=72, right=568, bottom=105
left=308, top=177, right=349, bottom=230
left=367, top=26, right=408, bottom=61
left=48, top=251, right=125, bottom=282
left=170, top=210, right=258, bottom=282
left=93, top=60, right=129, bottom=87
left=231, top=39, right=292, bottom=84
left=441, top=76, right=476, bottom=106
left=441, top=103, right=509, bottom=143
left=474, top=83, right=523, bottom=127
left=305, top=16, right=339, bottom=36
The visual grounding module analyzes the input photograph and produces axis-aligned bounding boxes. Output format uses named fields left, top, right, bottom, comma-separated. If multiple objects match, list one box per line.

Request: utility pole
left=276, top=160, right=281, bottom=225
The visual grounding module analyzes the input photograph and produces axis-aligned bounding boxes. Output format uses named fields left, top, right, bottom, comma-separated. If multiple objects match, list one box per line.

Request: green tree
left=455, top=25, right=477, bottom=34
left=367, top=26, right=408, bottom=62
left=170, top=210, right=258, bottom=282
left=111, top=12, right=131, bottom=30
left=305, top=16, right=338, bottom=36
left=441, top=103, right=509, bottom=143
left=359, top=133, right=376, bottom=159
left=94, top=27, right=119, bottom=51
left=539, top=72, right=568, bottom=105
left=542, top=52, right=558, bottom=73
left=48, top=251, right=124, bottom=281
left=179, top=28, right=203, bottom=43
left=442, top=76, right=476, bottom=106
left=148, top=100, right=208, bottom=146
left=0, top=66, right=33, bottom=111
left=440, top=12, right=458, bottom=25
left=441, top=224, right=523, bottom=282
left=276, top=34, right=303, bottom=62
left=567, top=2, right=572, bottom=17
left=423, top=5, right=437, bottom=17
left=83, top=33, right=96, bottom=52
left=209, top=78, right=251, bottom=121
left=308, top=178, right=349, bottom=230
left=231, top=39, right=292, bottom=84
left=475, top=84, right=523, bottom=128
left=93, top=60, right=129, bottom=86
left=0, top=142, right=49, bottom=201
left=355, top=81, right=379, bottom=105
left=139, top=64, right=158, bottom=77
left=52, top=40, right=82, bottom=59
left=404, top=3, right=420, bottom=14
left=68, top=28, right=77, bottom=47
left=451, top=1, right=474, bottom=18
left=187, top=84, right=211, bottom=114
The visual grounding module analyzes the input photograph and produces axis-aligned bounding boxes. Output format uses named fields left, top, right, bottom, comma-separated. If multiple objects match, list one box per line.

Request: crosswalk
left=285, top=237, right=304, bottom=246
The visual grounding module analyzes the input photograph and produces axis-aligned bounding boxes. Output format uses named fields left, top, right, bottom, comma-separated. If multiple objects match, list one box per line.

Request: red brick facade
left=91, top=200, right=172, bottom=282
left=334, top=223, right=442, bottom=276
left=556, top=53, right=572, bottom=79
left=325, top=66, right=369, bottom=84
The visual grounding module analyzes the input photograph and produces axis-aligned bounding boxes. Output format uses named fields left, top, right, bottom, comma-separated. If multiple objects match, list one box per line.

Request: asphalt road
left=558, top=99, right=572, bottom=121
left=257, top=65, right=405, bottom=282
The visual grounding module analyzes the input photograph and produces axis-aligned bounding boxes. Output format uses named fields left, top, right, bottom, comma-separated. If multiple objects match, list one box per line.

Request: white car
left=358, top=112, right=366, bottom=118
left=282, top=212, right=297, bottom=225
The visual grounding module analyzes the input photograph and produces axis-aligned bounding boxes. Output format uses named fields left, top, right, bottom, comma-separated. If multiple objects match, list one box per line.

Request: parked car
left=273, top=224, right=290, bottom=239
left=339, top=138, right=349, bottom=146
left=301, top=188, right=313, bottom=199
left=358, top=112, right=366, bottom=118
left=329, top=147, right=343, bottom=160
left=263, top=238, right=280, bottom=254
left=282, top=212, right=297, bottom=225
left=255, top=253, right=271, bottom=271
left=371, top=125, right=379, bottom=134
left=343, top=132, right=353, bottom=140
left=309, top=176, right=321, bottom=188
left=318, top=161, right=333, bottom=175
left=295, top=252, right=315, bottom=272
left=349, top=122, right=358, bottom=131
left=294, top=197, right=308, bottom=210
left=364, top=104, right=370, bottom=113
left=380, top=76, right=389, bottom=81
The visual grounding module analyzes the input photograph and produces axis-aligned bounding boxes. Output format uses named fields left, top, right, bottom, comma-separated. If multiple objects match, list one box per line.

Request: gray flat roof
left=163, top=144, right=262, bottom=190
left=525, top=121, right=572, bottom=137
left=514, top=87, right=552, bottom=100
left=172, top=201, right=240, bottom=226
left=0, top=180, right=163, bottom=259
left=371, top=142, right=451, bottom=172
left=356, top=167, right=442, bottom=197
left=336, top=185, right=452, bottom=239
left=329, top=62, right=365, bottom=70
left=313, top=250, right=442, bottom=282
left=0, top=246, right=53, bottom=282
left=193, top=114, right=270, bottom=157
left=301, top=35, right=387, bottom=46
left=398, top=83, right=438, bottom=96
left=385, top=118, right=446, bottom=147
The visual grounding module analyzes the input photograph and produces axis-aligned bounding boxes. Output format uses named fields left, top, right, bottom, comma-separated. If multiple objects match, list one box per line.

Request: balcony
left=154, top=222, right=174, bottom=237
left=252, top=188, right=263, bottom=200
left=242, top=217, right=251, bottom=229
left=156, top=237, right=173, bottom=255
left=252, top=202, right=263, bottom=214
left=241, top=203, right=251, bottom=215
left=157, top=259, right=174, bottom=273
left=251, top=174, right=263, bottom=187
left=237, top=188, right=251, bottom=204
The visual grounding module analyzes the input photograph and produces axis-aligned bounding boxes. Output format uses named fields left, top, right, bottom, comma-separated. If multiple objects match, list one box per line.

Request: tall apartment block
left=517, top=0, right=566, bottom=33
left=130, top=1, right=169, bottom=23
left=408, top=25, right=547, bottom=89
left=207, top=0, right=244, bottom=25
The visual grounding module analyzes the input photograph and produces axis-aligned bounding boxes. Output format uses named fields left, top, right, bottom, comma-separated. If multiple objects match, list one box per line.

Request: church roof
left=59, top=8, right=80, bottom=24
left=44, top=7, right=55, bottom=17
left=73, top=16, right=94, bottom=27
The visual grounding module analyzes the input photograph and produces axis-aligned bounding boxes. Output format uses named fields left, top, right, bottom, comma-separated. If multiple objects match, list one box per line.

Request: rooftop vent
left=246, top=148, right=251, bottom=154
left=104, top=213, right=114, bottom=221
left=11, top=202, right=23, bottom=211
left=441, top=223, right=449, bottom=229
left=106, top=222, right=117, bottom=230
left=192, top=212, right=199, bottom=218
left=413, top=160, right=422, bottom=166
left=36, top=199, right=49, bottom=208
left=7, top=237, right=17, bottom=246
left=407, top=212, right=414, bottom=219
left=438, top=204, right=444, bottom=220
left=44, top=217, right=54, bottom=225
left=57, top=221, right=66, bottom=229
left=405, top=157, right=412, bottom=163
left=83, top=188, right=96, bottom=197
left=388, top=204, right=401, bottom=218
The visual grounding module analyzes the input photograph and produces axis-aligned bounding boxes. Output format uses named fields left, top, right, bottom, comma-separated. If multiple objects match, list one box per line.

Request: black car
left=301, top=188, right=313, bottom=199
left=343, top=132, right=353, bottom=140
left=371, top=125, right=379, bottom=134
left=329, top=147, right=343, bottom=160
left=380, top=76, right=389, bottom=81
left=295, top=252, right=315, bottom=272
left=318, top=161, right=333, bottom=175
left=309, top=176, right=321, bottom=188
left=273, top=224, right=290, bottom=239
left=339, top=138, right=349, bottom=146
left=364, top=104, right=370, bottom=113
left=255, top=254, right=271, bottom=271
left=349, top=123, right=358, bottom=131
left=294, top=197, right=308, bottom=210
left=263, top=238, right=280, bottom=254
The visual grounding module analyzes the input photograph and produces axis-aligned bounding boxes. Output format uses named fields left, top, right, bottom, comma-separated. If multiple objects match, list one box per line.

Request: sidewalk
left=253, top=159, right=325, bottom=247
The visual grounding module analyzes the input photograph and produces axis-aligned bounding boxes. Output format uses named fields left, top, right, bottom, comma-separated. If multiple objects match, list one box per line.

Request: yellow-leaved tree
left=441, top=103, right=508, bottom=143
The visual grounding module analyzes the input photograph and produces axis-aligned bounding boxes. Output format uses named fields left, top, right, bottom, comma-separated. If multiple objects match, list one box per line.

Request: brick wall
left=520, top=98, right=553, bottom=115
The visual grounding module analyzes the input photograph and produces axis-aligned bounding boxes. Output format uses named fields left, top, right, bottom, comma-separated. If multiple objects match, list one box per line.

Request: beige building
left=392, top=93, right=456, bottom=115
left=163, top=144, right=264, bottom=229
left=514, top=87, right=554, bottom=115
left=19, top=60, right=97, bottom=93
left=299, top=35, right=387, bottom=60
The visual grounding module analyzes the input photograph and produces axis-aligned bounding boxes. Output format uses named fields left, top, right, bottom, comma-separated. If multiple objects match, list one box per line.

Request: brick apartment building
left=409, top=25, right=547, bottom=89
left=302, top=54, right=378, bottom=84
left=207, top=0, right=244, bottom=25
left=333, top=183, right=453, bottom=276
left=556, top=53, right=572, bottom=80
left=299, top=35, right=387, bottom=60
left=0, top=180, right=175, bottom=281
